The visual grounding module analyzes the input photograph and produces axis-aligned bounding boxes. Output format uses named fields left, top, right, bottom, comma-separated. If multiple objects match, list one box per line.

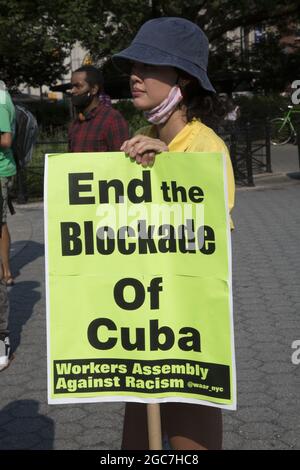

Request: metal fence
left=13, top=120, right=294, bottom=202
left=13, top=140, right=68, bottom=203
left=296, top=124, right=300, bottom=170
left=218, top=120, right=272, bottom=186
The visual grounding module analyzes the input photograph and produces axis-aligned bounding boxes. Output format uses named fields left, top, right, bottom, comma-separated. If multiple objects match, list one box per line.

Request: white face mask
left=144, top=86, right=183, bottom=125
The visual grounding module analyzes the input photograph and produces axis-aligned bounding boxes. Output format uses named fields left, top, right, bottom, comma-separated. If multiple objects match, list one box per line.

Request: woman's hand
left=120, top=135, right=168, bottom=167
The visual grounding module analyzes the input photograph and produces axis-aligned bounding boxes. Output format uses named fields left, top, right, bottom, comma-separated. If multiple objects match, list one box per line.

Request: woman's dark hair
left=178, top=71, right=226, bottom=129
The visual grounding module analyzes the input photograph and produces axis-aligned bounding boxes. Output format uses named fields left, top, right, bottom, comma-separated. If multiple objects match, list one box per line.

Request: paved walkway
left=0, top=147, right=300, bottom=450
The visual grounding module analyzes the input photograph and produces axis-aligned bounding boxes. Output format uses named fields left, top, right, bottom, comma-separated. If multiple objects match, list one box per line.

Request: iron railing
left=13, top=121, right=281, bottom=202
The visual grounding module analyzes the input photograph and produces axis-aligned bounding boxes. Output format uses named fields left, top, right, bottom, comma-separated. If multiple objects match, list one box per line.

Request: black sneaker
left=0, top=336, right=11, bottom=371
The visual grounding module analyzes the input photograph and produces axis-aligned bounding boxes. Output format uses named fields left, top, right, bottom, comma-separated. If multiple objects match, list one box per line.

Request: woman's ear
left=177, top=77, right=190, bottom=88
left=177, top=78, right=190, bottom=100
left=177, top=76, right=193, bottom=96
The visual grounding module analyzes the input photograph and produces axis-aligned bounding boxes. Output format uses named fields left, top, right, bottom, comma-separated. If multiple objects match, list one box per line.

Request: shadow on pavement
left=7, top=240, right=44, bottom=353
left=8, top=280, right=41, bottom=353
left=287, top=171, right=300, bottom=180
left=10, top=240, right=44, bottom=281
left=0, top=399, right=54, bottom=449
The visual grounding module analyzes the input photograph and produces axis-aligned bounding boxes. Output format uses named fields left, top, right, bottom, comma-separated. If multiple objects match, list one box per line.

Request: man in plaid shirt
left=68, top=65, right=129, bottom=152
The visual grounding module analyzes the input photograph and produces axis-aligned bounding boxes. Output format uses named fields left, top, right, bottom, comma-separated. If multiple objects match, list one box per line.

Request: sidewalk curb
left=237, top=172, right=300, bottom=191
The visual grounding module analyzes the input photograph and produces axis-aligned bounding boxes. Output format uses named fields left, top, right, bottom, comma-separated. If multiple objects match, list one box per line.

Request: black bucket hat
left=112, top=17, right=215, bottom=93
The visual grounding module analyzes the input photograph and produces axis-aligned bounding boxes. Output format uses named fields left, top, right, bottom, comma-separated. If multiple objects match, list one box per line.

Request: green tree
left=70, top=0, right=300, bottom=57
left=1, top=0, right=300, bottom=89
left=0, top=0, right=69, bottom=88
left=72, top=0, right=300, bottom=92
left=249, top=31, right=300, bottom=93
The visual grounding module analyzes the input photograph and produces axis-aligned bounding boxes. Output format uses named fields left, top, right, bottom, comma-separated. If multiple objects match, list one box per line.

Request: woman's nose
left=130, top=74, right=138, bottom=83
left=130, top=70, right=143, bottom=84
left=131, top=63, right=144, bottom=79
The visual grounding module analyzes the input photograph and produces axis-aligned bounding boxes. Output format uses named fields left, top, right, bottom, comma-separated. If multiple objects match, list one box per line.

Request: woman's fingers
left=135, top=151, right=155, bottom=167
left=122, top=135, right=165, bottom=155
left=120, top=135, right=145, bottom=154
left=121, top=135, right=167, bottom=167
left=141, top=153, right=156, bottom=167
left=134, top=141, right=167, bottom=156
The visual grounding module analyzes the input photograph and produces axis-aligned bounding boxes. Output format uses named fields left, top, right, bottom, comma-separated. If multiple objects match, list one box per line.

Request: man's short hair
left=74, top=65, right=104, bottom=93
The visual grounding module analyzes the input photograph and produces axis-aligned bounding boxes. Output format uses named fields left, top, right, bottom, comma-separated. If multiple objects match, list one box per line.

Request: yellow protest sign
left=45, top=152, right=236, bottom=409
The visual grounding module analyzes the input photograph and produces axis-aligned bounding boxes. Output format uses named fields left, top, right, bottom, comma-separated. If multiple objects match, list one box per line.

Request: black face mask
left=71, top=91, right=93, bottom=110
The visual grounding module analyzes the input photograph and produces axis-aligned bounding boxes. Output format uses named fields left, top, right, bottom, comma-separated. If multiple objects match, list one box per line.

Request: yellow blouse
left=138, top=120, right=235, bottom=228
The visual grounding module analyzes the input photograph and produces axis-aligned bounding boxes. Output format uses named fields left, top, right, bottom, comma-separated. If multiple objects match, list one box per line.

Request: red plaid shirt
left=68, top=102, right=129, bottom=152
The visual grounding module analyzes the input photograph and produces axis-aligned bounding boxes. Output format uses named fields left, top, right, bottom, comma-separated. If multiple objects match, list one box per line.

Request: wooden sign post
left=147, top=403, right=162, bottom=450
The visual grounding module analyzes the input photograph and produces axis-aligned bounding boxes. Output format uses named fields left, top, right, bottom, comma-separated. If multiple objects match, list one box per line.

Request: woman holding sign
left=113, top=17, right=235, bottom=450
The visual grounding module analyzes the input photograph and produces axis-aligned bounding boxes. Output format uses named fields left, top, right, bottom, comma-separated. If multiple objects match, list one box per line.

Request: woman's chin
left=132, top=97, right=151, bottom=111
